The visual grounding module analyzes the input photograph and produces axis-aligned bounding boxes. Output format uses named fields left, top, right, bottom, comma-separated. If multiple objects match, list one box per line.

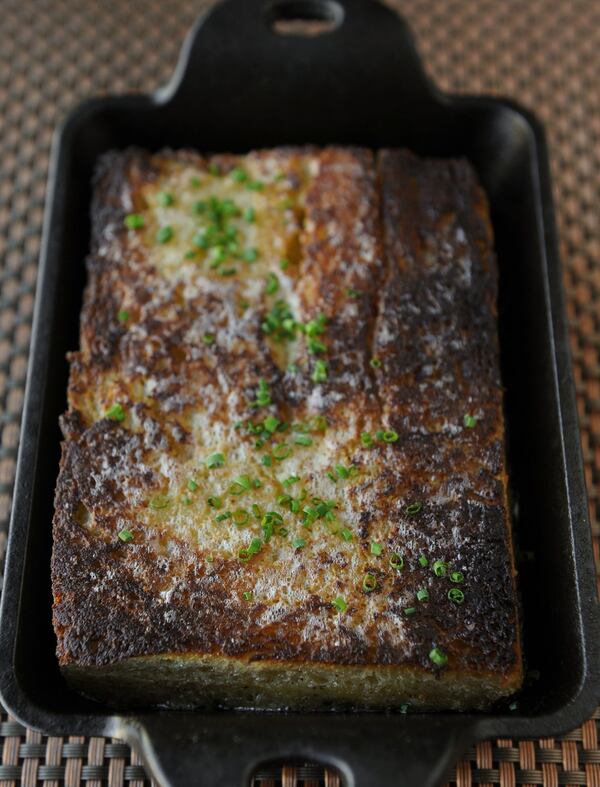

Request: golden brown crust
left=52, top=146, right=522, bottom=709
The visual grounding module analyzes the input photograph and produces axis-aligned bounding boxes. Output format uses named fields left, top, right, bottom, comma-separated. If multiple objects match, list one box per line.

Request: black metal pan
left=1, top=1, right=599, bottom=785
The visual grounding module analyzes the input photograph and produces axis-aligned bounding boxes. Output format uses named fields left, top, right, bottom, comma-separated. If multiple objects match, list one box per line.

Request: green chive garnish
left=266, top=273, right=279, bottom=295
left=206, top=452, right=225, bottom=469
left=416, top=588, right=429, bottom=602
left=253, top=379, right=272, bottom=407
left=157, top=191, right=174, bottom=207
left=383, top=430, right=399, bottom=443
left=187, top=479, right=198, bottom=492
left=346, top=288, right=361, bottom=298
left=332, top=596, right=347, bottom=613
left=190, top=176, right=201, bottom=188
left=370, top=542, right=382, bottom=556
left=450, top=571, right=465, bottom=584
left=293, top=537, right=306, bottom=550
left=244, top=247, right=259, bottom=263
left=118, top=529, right=133, bottom=542
left=207, top=496, right=222, bottom=509
left=215, top=511, right=232, bottom=522
left=261, top=455, right=272, bottom=467
left=242, top=591, right=253, bottom=601
left=233, top=508, right=250, bottom=526
left=272, top=442, right=291, bottom=461
left=370, top=358, right=382, bottom=369
left=312, top=360, right=328, bottom=383
left=279, top=258, right=290, bottom=270
left=464, top=414, right=477, bottom=428
left=117, top=310, right=130, bottom=322
left=340, top=528, right=353, bottom=542
left=406, top=502, right=423, bottom=515
left=192, top=200, right=207, bottom=214
left=185, top=250, right=198, bottom=259
left=230, top=167, right=247, bottom=182
left=390, top=553, right=404, bottom=570
left=429, top=647, right=448, bottom=667
left=361, top=432, right=374, bottom=447
left=203, top=334, right=215, bottom=345
left=294, top=435, right=312, bottom=446
left=308, top=337, right=326, bottom=354
left=182, top=496, right=192, bottom=506
left=124, top=213, right=144, bottom=229
left=105, top=403, right=125, bottom=422
left=244, top=207, right=255, bottom=223
left=156, top=225, right=173, bottom=244
left=246, top=180, right=264, bottom=191
left=403, top=607, right=416, bottom=616
left=432, top=560, right=448, bottom=577
left=418, top=555, right=428, bottom=567
left=448, top=588, right=465, bottom=604
left=282, top=475, right=300, bottom=488
left=263, top=415, right=280, bottom=433
left=362, top=572, right=377, bottom=592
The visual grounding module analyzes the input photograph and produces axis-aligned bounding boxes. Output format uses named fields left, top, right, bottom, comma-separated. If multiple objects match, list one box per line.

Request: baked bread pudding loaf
left=52, top=146, right=522, bottom=710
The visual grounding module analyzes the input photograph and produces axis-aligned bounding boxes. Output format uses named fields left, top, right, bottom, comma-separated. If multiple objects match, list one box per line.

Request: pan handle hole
left=265, top=0, right=345, bottom=36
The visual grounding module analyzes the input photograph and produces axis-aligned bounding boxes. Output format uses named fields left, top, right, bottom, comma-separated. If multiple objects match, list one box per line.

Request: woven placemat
left=1, top=0, right=599, bottom=784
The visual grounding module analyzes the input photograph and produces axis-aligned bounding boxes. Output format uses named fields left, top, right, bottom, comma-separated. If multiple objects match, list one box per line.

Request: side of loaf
left=52, top=146, right=522, bottom=710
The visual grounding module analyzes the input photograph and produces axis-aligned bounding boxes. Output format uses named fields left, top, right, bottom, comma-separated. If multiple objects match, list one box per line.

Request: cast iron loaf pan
left=1, top=0, right=599, bottom=785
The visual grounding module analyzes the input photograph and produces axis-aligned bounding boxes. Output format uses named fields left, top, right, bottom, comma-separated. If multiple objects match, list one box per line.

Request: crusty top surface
left=52, top=146, right=520, bottom=680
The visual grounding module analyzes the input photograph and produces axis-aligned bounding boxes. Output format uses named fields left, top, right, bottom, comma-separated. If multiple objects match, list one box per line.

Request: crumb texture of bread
left=52, top=146, right=522, bottom=710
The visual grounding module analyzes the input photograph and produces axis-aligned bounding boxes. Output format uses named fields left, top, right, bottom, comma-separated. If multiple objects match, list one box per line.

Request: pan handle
left=130, top=712, right=474, bottom=787
left=163, top=0, right=437, bottom=125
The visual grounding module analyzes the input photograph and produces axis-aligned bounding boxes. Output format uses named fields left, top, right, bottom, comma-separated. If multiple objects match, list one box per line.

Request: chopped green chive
left=157, top=191, right=174, bottom=207
left=206, top=452, right=225, bottom=469
left=448, top=588, right=465, bottom=604
left=332, top=596, right=347, bottom=613
left=192, top=200, right=207, bottom=214
left=340, top=528, right=353, bottom=542
left=118, top=528, right=133, bottom=542
left=229, top=475, right=252, bottom=495
left=375, top=430, right=385, bottom=440
left=124, top=213, right=144, bottom=229
left=207, top=496, right=222, bottom=509
left=370, top=357, right=382, bottom=369
left=219, top=267, right=237, bottom=277
left=242, top=591, right=253, bottom=601
left=362, top=572, right=377, bottom=592
left=266, top=272, right=279, bottom=295
left=346, top=287, right=361, bottom=298
left=308, top=337, right=326, bottom=354
left=361, top=432, right=374, bottom=447
left=432, top=560, right=449, bottom=577
left=185, top=250, right=198, bottom=259
left=233, top=508, right=250, bottom=526
left=279, top=258, right=290, bottom=270
left=294, top=435, right=313, bottom=446
left=244, top=207, right=256, bottom=223
left=383, top=430, right=399, bottom=443
left=203, top=333, right=215, bottom=345
left=312, top=360, right=328, bottom=383
left=282, top=475, right=300, bottom=488
left=244, top=247, right=259, bottom=263
left=263, top=415, right=280, bottom=433
left=272, top=442, right=292, bottom=461
left=370, top=541, right=382, bottom=556
left=293, top=537, right=306, bottom=550
left=416, top=588, right=429, bottom=602
left=334, top=464, right=356, bottom=480
left=261, top=455, right=272, bottom=467
left=464, top=413, right=477, bottom=428
left=390, top=553, right=404, bottom=570
left=230, top=167, right=247, bottom=182
left=190, top=176, right=201, bottom=188
left=155, top=225, right=173, bottom=244
left=105, top=403, right=125, bottom=422
left=149, top=495, right=170, bottom=510
left=187, top=479, right=198, bottom=492
left=450, top=571, right=465, bottom=584
left=246, top=180, right=264, bottom=191
left=403, top=607, right=416, bottom=616
left=215, top=511, right=232, bottom=522
left=418, top=555, right=429, bottom=567
left=117, top=310, right=130, bottom=322
left=406, top=502, right=423, bottom=515
left=429, top=647, right=448, bottom=667
left=253, top=378, right=272, bottom=408
left=182, top=496, right=192, bottom=506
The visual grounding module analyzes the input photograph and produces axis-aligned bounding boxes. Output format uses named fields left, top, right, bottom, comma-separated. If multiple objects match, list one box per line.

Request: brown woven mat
left=1, top=0, right=599, bottom=784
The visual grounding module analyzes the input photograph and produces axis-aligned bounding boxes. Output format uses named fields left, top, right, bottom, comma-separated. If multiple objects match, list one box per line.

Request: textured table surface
left=1, top=0, right=600, bottom=784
